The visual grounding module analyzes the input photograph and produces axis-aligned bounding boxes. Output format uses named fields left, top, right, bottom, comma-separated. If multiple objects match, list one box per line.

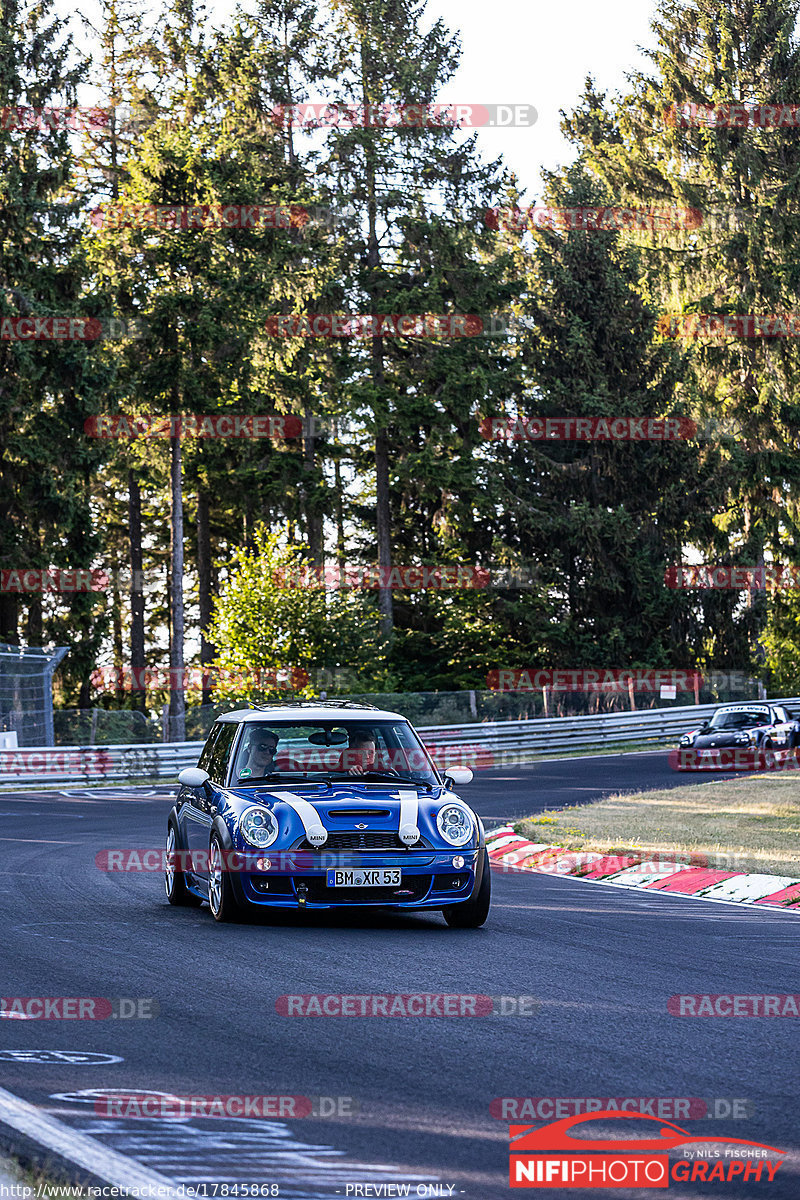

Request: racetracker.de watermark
left=665, top=101, right=800, bottom=127
left=1, top=316, right=144, bottom=340
left=0, top=998, right=157, bottom=1019
left=665, top=564, right=800, bottom=589
left=669, top=747, right=800, bottom=771
left=493, top=849, right=713, bottom=874
left=479, top=417, right=695, bottom=441
left=89, top=203, right=331, bottom=231
left=485, top=205, right=702, bottom=233
left=111, top=832, right=466, bottom=872
left=0, top=568, right=108, bottom=593
left=264, top=312, right=563, bottom=337
left=84, top=414, right=302, bottom=439
left=486, top=668, right=704, bottom=692
left=265, top=313, right=485, bottom=337
left=669, top=994, right=800, bottom=1016
left=270, top=564, right=519, bottom=588
left=0, top=749, right=111, bottom=776
left=90, top=666, right=309, bottom=692
left=270, top=562, right=538, bottom=589
left=658, top=313, right=800, bottom=338
left=0, top=105, right=111, bottom=131
left=269, top=102, right=537, bottom=128
left=275, top=994, right=538, bottom=1016
left=98, top=837, right=490, bottom=876
left=94, top=1093, right=354, bottom=1119
left=491, top=1097, right=753, bottom=1120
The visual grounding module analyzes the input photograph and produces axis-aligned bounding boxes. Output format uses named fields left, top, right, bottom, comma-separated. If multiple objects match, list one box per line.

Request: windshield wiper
left=235, top=771, right=311, bottom=784
left=315, top=769, right=400, bottom=781
left=323, top=770, right=436, bottom=785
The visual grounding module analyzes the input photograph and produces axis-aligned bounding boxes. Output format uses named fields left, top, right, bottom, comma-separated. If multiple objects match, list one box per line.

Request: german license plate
left=699, top=749, right=719, bottom=757
left=327, top=868, right=401, bottom=887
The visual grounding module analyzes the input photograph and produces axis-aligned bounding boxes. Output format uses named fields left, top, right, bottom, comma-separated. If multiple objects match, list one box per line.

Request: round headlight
left=436, top=804, right=474, bottom=847
left=240, top=806, right=279, bottom=848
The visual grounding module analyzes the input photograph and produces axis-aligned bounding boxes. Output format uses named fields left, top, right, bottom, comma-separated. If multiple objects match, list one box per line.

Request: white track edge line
left=0, top=1085, right=179, bottom=1196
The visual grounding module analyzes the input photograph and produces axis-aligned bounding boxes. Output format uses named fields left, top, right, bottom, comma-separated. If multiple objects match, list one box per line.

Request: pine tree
left=565, top=0, right=800, bottom=663
left=0, top=0, right=109, bottom=701
left=485, top=162, right=713, bottom=669
left=310, top=0, right=519, bottom=649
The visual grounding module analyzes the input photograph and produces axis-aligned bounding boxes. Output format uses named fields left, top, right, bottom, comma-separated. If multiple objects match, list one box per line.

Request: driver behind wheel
left=339, top=730, right=377, bottom=775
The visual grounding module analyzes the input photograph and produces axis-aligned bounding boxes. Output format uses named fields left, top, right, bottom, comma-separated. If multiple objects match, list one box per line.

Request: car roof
left=217, top=703, right=407, bottom=723
left=715, top=703, right=772, bottom=713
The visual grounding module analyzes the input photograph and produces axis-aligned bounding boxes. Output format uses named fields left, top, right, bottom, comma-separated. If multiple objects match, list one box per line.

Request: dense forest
left=3, top=0, right=800, bottom=736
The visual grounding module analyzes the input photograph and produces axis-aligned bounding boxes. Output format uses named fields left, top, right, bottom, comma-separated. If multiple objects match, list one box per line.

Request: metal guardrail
left=2, top=697, right=799, bottom=786
left=0, top=742, right=198, bottom=786
left=420, top=700, right=791, bottom=758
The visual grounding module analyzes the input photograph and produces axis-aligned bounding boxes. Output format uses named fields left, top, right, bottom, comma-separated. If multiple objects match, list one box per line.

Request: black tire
left=165, top=820, right=202, bottom=907
left=207, top=832, right=243, bottom=922
left=442, top=849, right=491, bottom=928
left=760, top=741, right=776, bottom=771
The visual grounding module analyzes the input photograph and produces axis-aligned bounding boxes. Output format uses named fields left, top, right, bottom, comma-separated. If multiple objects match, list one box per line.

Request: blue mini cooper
left=165, top=701, right=491, bottom=927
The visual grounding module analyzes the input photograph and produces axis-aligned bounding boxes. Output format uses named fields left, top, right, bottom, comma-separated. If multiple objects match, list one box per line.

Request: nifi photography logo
left=508, top=1111, right=785, bottom=1189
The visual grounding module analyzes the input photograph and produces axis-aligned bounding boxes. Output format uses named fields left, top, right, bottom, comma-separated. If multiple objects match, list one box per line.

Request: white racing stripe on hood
left=398, top=788, right=420, bottom=845
left=269, top=790, right=328, bottom=846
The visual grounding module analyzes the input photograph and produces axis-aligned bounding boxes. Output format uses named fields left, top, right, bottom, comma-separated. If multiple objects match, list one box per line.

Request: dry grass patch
left=516, top=774, right=800, bottom=877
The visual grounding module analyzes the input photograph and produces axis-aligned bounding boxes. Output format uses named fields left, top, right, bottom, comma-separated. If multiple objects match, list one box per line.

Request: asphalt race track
left=0, top=752, right=798, bottom=1199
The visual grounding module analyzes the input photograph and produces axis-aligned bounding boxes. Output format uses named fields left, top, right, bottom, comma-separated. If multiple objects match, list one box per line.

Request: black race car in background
left=675, top=702, right=800, bottom=770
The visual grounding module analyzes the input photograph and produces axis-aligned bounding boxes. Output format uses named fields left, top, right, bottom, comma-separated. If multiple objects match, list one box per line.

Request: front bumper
left=231, top=848, right=481, bottom=908
left=671, top=744, right=795, bottom=771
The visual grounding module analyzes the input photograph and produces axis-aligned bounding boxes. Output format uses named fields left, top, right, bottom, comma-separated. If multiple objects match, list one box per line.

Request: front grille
left=328, top=809, right=392, bottom=819
left=304, top=875, right=431, bottom=904
left=297, top=831, right=429, bottom=851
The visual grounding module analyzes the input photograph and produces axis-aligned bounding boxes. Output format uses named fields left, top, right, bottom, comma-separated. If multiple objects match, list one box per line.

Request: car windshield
left=230, top=719, right=441, bottom=786
left=709, top=710, right=769, bottom=730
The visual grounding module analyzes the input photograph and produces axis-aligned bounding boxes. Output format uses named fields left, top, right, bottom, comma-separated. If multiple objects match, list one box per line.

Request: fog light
left=453, top=855, right=465, bottom=869
left=256, top=857, right=272, bottom=871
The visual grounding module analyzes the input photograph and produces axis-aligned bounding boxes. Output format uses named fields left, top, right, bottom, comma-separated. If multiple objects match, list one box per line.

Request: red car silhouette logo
left=511, top=1110, right=784, bottom=1154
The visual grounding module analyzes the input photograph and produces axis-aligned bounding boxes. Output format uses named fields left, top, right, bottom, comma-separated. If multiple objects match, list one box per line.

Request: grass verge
left=515, top=774, right=800, bottom=878
left=0, top=1151, right=87, bottom=1196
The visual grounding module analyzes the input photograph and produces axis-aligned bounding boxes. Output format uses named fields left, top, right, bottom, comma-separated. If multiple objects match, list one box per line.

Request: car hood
left=221, top=781, right=477, bottom=849
left=692, top=731, right=752, bottom=748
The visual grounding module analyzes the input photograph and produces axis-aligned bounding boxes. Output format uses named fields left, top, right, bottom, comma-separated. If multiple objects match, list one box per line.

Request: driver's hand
left=347, top=763, right=364, bottom=775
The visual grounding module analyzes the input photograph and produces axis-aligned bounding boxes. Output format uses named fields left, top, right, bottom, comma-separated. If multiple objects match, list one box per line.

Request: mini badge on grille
left=355, top=823, right=368, bottom=829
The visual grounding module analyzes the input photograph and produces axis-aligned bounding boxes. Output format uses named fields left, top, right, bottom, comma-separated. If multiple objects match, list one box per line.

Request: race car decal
left=269, top=791, right=328, bottom=847
left=398, top=789, right=420, bottom=845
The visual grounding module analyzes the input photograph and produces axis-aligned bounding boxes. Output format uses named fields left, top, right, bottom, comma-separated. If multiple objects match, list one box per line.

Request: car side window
left=774, top=707, right=788, bottom=724
left=198, top=723, right=222, bottom=772
left=207, top=722, right=238, bottom=784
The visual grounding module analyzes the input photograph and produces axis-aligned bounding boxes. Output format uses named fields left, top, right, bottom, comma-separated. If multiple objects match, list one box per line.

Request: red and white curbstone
left=484, top=827, right=800, bottom=912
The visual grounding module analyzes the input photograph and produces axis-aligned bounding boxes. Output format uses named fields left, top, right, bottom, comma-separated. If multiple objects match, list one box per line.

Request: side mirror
left=444, top=766, right=473, bottom=786
left=178, top=766, right=210, bottom=792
